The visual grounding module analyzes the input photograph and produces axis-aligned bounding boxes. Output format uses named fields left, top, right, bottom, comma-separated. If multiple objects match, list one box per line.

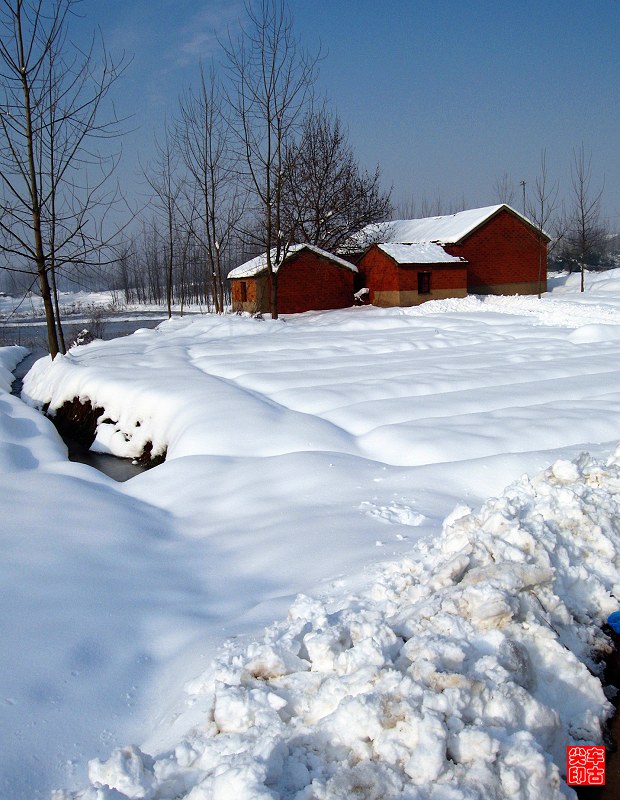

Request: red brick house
left=357, top=204, right=549, bottom=307
left=228, top=244, right=357, bottom=314
left=357, top=242, right=468, bottom=307
left=227, top=205, right=549, bottom=314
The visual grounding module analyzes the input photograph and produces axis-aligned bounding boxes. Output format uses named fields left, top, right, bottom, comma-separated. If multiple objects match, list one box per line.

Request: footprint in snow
left=360, top=501, right=426, bottom=527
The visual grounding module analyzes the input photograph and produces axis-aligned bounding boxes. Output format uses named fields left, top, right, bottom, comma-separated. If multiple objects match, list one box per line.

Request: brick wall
left=397, top=264, right=467, bottom=292
left=358, top=247, right=400, bottom=301
left=357, top=245, right=467, bottom=306
left=273, top=250, right=355, bottom=313
left=445, top=207, right=547, bottom=294
left=231, top=274, right=269, bottom=313
left=232, top=251, right=356, bottom=314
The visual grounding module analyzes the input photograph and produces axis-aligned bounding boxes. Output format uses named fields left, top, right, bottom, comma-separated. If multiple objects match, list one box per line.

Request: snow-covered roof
left=228, top=244, right=357, bottom=279
left=362, top=204, right=542, bottom=246
left=377, top=242, right=466, bottom=264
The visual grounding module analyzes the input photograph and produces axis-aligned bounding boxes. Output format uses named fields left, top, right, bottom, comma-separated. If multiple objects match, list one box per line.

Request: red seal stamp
left=566, top=746, right=606, bottom=786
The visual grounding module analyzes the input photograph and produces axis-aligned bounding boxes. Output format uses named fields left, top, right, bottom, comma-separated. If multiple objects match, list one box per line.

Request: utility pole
left=520, top=180, right=526, bottom=215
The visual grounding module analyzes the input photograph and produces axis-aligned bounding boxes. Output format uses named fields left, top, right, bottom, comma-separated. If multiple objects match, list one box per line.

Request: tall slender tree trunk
left=270, top=271, right=278, bottom=320
left=166, top=207, right=173, bottom=318
left=49, top=259, right=66, bottom=353
left=17, top=12, right=59, bottom=357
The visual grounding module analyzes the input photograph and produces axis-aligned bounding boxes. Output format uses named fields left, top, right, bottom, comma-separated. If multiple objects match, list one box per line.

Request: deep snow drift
left=54, top=449, right=620, bottom=800
left=2, top=270, right=620, bottom=798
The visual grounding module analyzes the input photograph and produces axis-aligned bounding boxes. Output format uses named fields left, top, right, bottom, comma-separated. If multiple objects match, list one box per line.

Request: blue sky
left=80, top=0, right=619, bottom=228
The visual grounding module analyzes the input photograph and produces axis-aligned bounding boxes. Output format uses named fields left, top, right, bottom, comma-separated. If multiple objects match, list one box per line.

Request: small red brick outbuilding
left=357, top=242, right=468, bottom=307
left=228, top=244, right=357, bottom=314
left=357, top=204, right=549, bottom=307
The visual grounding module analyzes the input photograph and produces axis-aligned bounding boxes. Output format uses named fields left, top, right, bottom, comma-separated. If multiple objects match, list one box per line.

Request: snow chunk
left=550, top=459, right=580, bottom=484
left=88, top=746, right=156, bottom=799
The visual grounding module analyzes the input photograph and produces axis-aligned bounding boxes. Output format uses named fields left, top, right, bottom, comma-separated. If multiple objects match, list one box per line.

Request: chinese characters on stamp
left=566, top=746, right=606, bottom=786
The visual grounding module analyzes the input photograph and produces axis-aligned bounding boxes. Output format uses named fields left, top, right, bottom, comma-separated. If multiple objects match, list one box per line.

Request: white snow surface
left=0, top=290, right=122, bottom=318
left=227, top=244, right=358, bottom=279
left=361, top=205, right=510, bottom=245
left=3, top=269, right=620, bottom=798
left=0, top=344, right=28, bottom=391
left=377, top=242, right=465, bottom=264
left=54, top=451, right=620, bottom=800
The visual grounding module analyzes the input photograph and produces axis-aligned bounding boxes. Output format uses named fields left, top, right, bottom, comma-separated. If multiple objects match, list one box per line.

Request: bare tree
left=526, top=150, right=558, bottom=298
left=143, top=128, right=184, bottom=318
left=393, top=195, right=419, bottom=220
left=176, top=64, right=243, bottom=314
left=223, top=0, right=319, bottom=318
left=280, top=107, right=391, bottom=252
left=494, top=172, right=516, bottom=206
left=0, top=0, right=127, bottom=356
left=568, top=145, right=606, bottom=292
left=393, top=194, right=467, bottom=220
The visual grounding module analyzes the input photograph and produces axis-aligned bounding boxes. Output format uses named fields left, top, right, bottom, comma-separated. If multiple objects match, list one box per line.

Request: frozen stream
left=1, top=308, right=171, bottom=350
left=10, top=351, right=147, bottom=481
left=5, top=310, right=180, bottom=481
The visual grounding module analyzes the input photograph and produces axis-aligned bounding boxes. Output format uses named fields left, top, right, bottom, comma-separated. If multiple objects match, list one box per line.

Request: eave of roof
left=377, top=242, right=466, bottom=264
left=227, top=243, right=358, bottom=279
left=360, top=204, right=551, bottom=246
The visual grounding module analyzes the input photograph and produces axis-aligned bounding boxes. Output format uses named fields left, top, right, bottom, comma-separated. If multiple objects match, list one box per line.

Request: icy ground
left=2, top=270, right=620, bottom=798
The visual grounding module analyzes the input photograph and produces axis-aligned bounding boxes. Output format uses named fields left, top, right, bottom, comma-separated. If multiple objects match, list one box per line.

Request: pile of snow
left=55, top=448, right=620, bottom=799
left=0, top=344, right=28, bottom=392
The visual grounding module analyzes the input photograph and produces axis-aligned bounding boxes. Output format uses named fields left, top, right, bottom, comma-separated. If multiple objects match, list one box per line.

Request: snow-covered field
left=0, top=290, right=169, bottom=319
left=3, top=271, right=620, bottom=798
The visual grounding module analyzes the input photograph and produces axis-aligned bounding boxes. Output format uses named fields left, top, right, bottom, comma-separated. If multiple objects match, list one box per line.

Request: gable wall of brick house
left=277, top=251, right=355, bottom=313
left=445, top=207, right=547, bottom=295
left=231, top=273, right=268, bottom=313
left=231, top=250, right=355, bottom=314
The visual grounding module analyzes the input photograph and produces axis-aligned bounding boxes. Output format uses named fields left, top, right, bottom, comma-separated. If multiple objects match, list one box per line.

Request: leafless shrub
left=69, top=307, right=108, bottom=347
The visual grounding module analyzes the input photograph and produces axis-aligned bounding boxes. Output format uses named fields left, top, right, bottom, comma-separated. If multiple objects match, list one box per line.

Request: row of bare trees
left=113, top=214, right=249, bottom=311
left=0, top=0, right=392, bottom=355
left=0, top=0, right=130, bottom=357
left=495, top=145, right=609, bottom=293
left=133, top=0, right=392, bottom=321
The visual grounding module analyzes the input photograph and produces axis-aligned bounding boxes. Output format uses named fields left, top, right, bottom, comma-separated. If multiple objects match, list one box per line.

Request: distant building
left=227, top=205, right=549, bottom=314
left=356, top=204, right=549, bottom=307
left=228, top=244, right=357, bottom=314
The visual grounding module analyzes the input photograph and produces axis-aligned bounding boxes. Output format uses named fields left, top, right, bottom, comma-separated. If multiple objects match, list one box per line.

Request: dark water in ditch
left=7, top=312, right=173, bottom=482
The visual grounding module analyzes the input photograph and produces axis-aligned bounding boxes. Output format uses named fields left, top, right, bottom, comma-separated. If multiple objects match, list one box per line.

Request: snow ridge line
left=0, top=345, right=28, bottom=393
left=55, top=448, right=620, bottom=800
left=402, top=292, right=620, bottom=329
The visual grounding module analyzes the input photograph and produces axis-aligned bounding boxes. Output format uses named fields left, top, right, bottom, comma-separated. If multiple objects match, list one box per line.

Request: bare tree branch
left=222, top=0, right=320, bottom=318
left=281, top=107, right=392, bottom=252
left=0, top=0, right=130, bottom=356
